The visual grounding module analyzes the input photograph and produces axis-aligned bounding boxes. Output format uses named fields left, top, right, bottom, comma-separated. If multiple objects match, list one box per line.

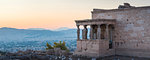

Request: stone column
left=109, top=27, right=111, bottom=41
left=97, top=25, right=101, bottom=39
left=77, top=25, right=80, bottom=40
left=106, top=24, right=109, bottom=40
left=90, top=25, right=94, bottom=39
left=82, top=25, right=87, bottom=40
left=85, top=25, right=88, bottom=39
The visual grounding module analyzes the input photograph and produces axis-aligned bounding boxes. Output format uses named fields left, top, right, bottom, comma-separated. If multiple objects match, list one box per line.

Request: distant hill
left=0, top=27, right=77, bottom=42
left=51, top=27, right=71, bottom=31
left=27, top=28, right=49, bottom=30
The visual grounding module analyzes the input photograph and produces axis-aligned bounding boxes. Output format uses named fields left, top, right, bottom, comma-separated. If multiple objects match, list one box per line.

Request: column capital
left=97, top=24, right=101, bottom=25
left=83, top=25, right=87, bottom=28
left=76, top=25, right=80, bottom=27
left=90, top=25, right=93, bottom=27
left=106, top=24, right=109, bottom=26
left=76, top=25, right=80, bottom=29
left=97, top=24, right=101, bottom=27
left=83, top=25, right=87, bottom=26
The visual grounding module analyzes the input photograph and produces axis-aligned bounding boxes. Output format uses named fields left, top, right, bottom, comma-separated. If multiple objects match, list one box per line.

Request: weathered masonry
left=74, top=19, right=116, bottom=57
left=74, top=3, right=150, bottom=58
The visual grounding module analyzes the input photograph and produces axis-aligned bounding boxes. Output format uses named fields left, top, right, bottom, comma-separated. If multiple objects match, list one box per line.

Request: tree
left=46, top=41, right=69, bottom=51
left=46, top=42, right=53, bottom=50
left=53, top=41, right=68, bottom=50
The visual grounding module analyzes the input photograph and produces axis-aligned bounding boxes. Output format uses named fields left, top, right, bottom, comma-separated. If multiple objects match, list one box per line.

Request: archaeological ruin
left=74, top=3, right=150, bottom=58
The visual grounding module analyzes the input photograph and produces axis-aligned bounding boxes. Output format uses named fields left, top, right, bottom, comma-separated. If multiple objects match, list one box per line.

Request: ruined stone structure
left=74, top=3, right=150, bottom=58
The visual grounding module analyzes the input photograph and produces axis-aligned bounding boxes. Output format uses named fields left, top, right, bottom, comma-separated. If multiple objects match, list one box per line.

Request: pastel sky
left=0, top=0, right=150, bottom=29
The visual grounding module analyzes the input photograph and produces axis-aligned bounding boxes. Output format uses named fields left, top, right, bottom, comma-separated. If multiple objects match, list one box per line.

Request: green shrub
left=46, top=42, right=53, bottom=50
left=46, top=41, right=69, bottom=51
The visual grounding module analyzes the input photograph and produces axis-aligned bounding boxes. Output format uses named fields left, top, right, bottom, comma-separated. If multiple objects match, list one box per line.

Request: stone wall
left=74, top=40, right=115, bottom=57
left=92, top=8, right=150, bottom=58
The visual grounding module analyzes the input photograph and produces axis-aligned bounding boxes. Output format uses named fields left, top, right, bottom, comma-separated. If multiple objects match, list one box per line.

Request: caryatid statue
left=77, top=25, right=80, bottom=40
left=82, top=25, right=88, bottom=39
left=97, top=25, right=101, bottom=39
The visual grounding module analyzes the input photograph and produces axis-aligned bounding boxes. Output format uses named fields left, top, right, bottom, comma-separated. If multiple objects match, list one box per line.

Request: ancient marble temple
left=74, top=3, right=150, bottom=58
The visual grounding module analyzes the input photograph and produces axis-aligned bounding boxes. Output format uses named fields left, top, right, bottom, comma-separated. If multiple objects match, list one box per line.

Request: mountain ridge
left=0, top=27, right=77, bottom=41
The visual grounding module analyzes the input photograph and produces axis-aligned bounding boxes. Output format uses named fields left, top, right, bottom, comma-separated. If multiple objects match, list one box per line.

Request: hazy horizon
left=0, top=26, right=76, bottom=30
left=0, top=0, right=150, bottom=29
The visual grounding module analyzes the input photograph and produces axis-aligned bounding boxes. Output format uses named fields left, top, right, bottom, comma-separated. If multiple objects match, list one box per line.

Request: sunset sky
left=0, top=0, right=150, bottom=29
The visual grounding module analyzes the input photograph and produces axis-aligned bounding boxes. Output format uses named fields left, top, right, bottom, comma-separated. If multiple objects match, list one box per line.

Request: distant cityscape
left=0, top=39, right=77, bottom=52
left=0, top=27, right=77, bottom=52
